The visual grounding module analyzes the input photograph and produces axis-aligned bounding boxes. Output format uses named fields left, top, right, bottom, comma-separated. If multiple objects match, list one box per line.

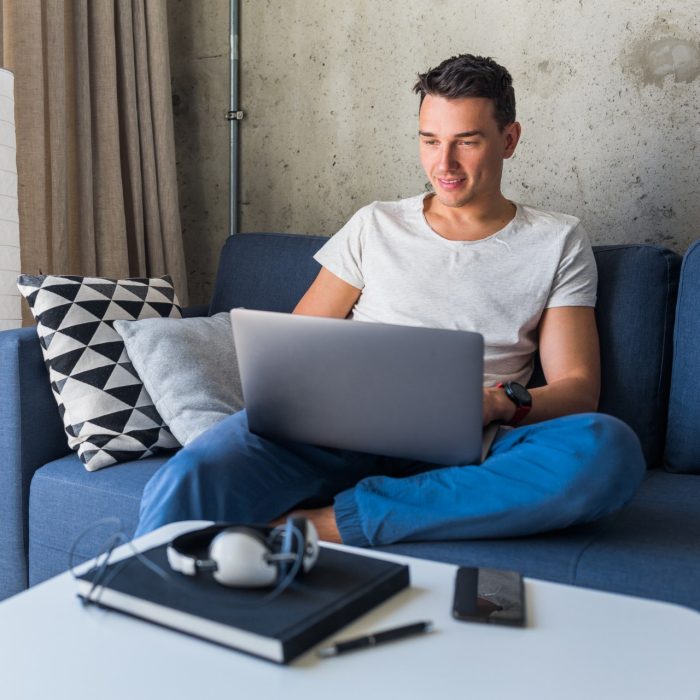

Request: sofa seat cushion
left=28, top=452, right=171, bottom=586
left=379, top=470, right=700, bottom=611
left=29, top=458, right=700, bottom=610
left=570, top=470, right=700, bottom=609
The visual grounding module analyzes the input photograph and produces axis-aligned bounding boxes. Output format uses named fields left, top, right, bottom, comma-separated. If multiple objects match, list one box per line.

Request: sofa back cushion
left=665, top=241, right=700, bottom=473
left=591, top=246, right=680, bottom=468
left=209, top=233, right=326, bottom=314
left=210, top=234, right=680, bottom=468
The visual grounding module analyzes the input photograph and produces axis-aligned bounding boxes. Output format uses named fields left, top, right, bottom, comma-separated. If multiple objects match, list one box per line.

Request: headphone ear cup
left=209, top=527, right=278, bottom=588
left=302, top=520, right=319, bottom=573
left=276, top=517, right=319, bottom=578
left=278, top=517, right=303, bottom=579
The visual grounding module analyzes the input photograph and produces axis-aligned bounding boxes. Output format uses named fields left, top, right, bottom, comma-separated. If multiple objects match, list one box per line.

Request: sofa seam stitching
left=655, top=251, right=676, bottom=464
left=32, top=472, right=143, bottom=501
left=670, top=242, right=697, bottom=375
left=665, top=243, right=696, bottom=463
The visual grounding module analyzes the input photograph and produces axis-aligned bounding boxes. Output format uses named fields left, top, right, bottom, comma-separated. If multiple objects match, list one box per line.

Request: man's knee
left=565, top=412, right=646, bottom=519
left=581, top=413, right=646, bottom=476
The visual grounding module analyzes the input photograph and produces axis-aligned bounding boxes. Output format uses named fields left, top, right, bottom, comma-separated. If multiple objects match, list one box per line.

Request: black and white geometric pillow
left=17, top=274, right=182, bottom=471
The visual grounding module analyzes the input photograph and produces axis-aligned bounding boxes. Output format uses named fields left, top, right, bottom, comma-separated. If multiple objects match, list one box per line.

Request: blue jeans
left=135, top=411, right=646, bottom=546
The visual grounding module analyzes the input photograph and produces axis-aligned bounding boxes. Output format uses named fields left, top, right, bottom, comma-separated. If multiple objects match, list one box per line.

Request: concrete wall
left=168, top=1, right=700, bottom=304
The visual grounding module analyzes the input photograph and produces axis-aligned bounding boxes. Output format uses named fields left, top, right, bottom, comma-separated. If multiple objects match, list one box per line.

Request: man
left=135, top=54, right=644, bottom=544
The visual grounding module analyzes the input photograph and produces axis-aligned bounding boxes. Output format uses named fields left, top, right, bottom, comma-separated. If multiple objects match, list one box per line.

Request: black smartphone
left=452, top=566, right=526, bottom=627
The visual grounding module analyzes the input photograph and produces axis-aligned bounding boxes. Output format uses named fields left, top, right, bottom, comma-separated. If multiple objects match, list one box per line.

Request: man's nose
left=438, top=144, right=458, bottom=172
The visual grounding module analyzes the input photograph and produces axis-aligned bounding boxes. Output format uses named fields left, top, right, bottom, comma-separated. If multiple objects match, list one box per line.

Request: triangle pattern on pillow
left=75, top=300, right=113, bottom=320
left=113, top=285, right=147, bottom=302
left=91, top=341, right=127, bottom=363
left=40, top=283, right=82, bottom=302
left=16, top=273, right=182, bottom=471
left=105, top=384, right=144, bottom=408
left=57, top=320, right=102, bottom=346
left=113, top=300, right=149, bottom=318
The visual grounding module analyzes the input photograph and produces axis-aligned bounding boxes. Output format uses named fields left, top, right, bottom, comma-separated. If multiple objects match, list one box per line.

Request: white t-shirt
left=314, top=192, right=597, bottom=387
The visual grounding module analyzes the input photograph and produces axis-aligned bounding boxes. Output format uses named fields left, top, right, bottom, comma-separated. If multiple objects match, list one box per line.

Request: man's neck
left=423, top=194, right=517, bottom=242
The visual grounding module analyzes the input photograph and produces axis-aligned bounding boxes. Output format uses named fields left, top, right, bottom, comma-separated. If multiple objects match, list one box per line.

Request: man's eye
left=459, top=141, right=476, bottom=146
left=423, top=140, right=439, bottom=146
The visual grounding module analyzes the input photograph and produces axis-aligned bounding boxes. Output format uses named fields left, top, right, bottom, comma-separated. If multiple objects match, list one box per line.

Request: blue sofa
left=2, top=233, right=700, bottom=610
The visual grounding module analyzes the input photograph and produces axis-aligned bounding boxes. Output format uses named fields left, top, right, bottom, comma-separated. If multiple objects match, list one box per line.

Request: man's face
left=418, top=95, right=520, bottom=210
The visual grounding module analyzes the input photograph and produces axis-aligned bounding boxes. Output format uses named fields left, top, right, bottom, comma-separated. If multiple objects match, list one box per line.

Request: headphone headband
left=166, top=519, right=319, bottom=588
left=167, top=523, right=272, bottom=575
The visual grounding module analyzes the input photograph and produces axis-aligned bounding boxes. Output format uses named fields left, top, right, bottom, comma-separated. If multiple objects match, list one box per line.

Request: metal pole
left=227, top=0, right=243, bottom=236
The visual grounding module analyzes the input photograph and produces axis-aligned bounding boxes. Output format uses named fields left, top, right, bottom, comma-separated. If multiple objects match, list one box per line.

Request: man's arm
left=483, top=306, right=600, bottom=425
left=293, top=267, right=361, bottom=318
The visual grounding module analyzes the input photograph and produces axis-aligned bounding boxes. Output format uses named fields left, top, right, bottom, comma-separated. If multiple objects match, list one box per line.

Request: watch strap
left=508, top=404, right=531, bottom=427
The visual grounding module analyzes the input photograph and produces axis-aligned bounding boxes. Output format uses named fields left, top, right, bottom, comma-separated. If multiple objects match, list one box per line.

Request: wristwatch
left=497, top=381, right=532, bottom=427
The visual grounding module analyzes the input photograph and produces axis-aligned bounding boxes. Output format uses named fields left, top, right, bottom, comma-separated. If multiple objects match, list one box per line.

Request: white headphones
left=166, top=517, right=319, bottom=588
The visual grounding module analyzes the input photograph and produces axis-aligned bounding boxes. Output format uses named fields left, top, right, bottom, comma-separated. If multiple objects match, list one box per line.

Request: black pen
left=318, top=620, right=434, bottom=658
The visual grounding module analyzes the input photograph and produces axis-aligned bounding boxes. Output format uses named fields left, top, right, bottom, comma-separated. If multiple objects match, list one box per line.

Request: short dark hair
left=413, top=54, right=516, bottom=130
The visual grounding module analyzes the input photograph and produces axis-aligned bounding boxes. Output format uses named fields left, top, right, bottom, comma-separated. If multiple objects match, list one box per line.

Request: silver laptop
left=230, top=308, right=487, bottom=466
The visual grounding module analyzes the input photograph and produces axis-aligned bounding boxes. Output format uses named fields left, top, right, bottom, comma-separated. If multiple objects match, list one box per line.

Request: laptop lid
left=230, top=309, right=484, bottom=466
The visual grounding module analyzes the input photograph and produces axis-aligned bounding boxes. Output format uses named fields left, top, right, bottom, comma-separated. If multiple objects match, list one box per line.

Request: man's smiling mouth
left=437, top=177, right=466, bottom=189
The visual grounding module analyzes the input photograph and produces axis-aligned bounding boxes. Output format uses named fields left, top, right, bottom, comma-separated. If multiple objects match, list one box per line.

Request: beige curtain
left=2, top=0, right=188, bottom=324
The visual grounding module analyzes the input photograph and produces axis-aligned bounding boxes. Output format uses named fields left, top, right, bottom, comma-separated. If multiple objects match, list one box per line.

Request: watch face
left=507, top=382, right=532, bottom=406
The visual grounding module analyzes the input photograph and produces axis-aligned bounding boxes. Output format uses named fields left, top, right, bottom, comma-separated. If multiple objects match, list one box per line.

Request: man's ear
left=503, top=121, right=522, bottom=159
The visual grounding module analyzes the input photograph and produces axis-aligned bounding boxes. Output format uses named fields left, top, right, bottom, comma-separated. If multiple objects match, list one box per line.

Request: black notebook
left=76, top=542, right=409, bottom=664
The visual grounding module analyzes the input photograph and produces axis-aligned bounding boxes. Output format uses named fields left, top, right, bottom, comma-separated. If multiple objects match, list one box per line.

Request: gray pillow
left=113, top=313, right=244, bottom=445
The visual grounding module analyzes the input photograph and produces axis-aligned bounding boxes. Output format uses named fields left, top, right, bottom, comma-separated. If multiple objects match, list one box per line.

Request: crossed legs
left=135, top=411, right=645, bottom=546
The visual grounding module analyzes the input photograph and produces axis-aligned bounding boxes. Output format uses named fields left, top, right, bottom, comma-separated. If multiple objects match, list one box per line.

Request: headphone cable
left=70, top=519, right=308, bottom=609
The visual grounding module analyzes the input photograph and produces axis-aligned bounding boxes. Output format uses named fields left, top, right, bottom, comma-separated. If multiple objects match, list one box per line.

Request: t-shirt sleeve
left=546, top=223, right=598, bottom=308
left=313, top=208, right=366, bottom=290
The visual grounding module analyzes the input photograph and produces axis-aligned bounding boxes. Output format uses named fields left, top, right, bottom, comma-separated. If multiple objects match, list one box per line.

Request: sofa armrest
left=0, top=326, right=68, bottom=599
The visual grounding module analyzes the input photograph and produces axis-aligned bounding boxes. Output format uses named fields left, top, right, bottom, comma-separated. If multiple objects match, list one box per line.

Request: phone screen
left=452, top=566, right=525, bottom=627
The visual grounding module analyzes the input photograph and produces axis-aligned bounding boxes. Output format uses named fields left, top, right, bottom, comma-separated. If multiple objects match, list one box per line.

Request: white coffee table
left=1, top=521, right=698, bottom=700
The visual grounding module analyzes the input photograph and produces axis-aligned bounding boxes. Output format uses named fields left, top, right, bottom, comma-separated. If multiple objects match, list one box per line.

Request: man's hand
left=483, top=385, right=515, bottom=426
left=271, top=505, right=342, bottom=544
